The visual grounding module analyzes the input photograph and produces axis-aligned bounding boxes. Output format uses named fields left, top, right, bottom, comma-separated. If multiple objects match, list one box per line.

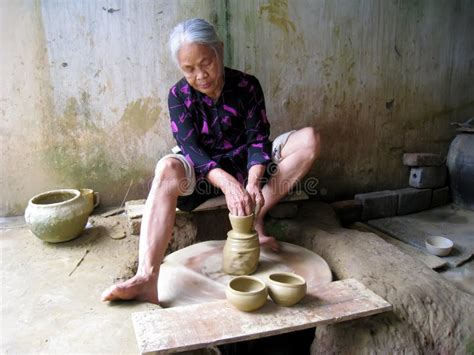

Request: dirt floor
left=0, top=213, right=154, bottom=354
left=1, top=202, right=473, bottom=354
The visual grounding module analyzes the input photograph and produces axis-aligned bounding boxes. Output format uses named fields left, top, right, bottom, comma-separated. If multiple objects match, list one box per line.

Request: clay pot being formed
left=228, top=213, right=255, bottom=233
left=226, top=276, right=268, bottom=312
left=222, top=213, right=260, bottom=275
left=25, top=188, right=99, bottom=243
left=267, top=272, right=307, bottom=306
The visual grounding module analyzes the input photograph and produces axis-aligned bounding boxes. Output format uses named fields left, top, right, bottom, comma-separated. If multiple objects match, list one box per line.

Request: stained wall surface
left=1, top=0, right=474, bottom=216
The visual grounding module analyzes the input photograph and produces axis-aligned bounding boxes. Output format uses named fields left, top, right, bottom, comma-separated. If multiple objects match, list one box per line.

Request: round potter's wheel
left=158, top=241, right=332, bottom=307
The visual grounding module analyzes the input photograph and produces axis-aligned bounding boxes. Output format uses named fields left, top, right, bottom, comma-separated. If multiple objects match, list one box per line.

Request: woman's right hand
left=207, top=168, right=254, bottom=216
left=223, top=181, right=254, bottom=216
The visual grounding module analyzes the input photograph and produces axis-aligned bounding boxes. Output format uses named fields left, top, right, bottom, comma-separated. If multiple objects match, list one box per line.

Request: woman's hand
left=207, top=168, right=254, bottom=215
left=224, top=182, right=254, bottom=216
left=246, top=164, right=266, bottom=216
left=246, top=183, right=264, bottom=216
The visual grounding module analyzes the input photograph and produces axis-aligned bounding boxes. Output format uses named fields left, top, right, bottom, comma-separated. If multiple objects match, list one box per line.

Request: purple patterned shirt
left=168, top=67, right=272, bottom=184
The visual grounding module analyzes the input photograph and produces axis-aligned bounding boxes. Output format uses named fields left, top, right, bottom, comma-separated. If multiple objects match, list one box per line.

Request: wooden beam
left=132, top=278, right=392, bottom=354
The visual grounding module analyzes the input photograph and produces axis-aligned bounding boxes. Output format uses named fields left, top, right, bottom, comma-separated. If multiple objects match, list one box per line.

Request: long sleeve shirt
left=168, top=67, right=272, bottom=185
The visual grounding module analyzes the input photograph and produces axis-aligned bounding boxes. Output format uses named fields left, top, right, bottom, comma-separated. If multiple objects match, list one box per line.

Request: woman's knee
left=154, top=157, right=185, bottom=181
left=300, top=127, right=321, bottom=159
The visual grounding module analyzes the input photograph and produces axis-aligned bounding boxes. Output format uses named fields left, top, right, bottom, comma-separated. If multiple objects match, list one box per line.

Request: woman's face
left=177, top=42, right=224, bottom=100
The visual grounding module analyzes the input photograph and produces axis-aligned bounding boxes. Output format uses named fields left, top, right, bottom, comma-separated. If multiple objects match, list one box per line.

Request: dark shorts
left=177, top=162, right=278, bottom=212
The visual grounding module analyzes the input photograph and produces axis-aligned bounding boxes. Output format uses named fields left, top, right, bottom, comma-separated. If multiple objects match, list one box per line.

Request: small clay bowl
left=228, top=213, right=255, bottom=233
left=226, top=276, right=268, bottom=312
left=425, top=236, right=453, bottom=256
left=267, top=272, right=307, bottom=306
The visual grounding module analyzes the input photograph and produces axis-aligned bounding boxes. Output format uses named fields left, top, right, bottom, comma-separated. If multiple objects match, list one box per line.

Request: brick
left=409, top=166, right=447, bottom=189
left=403, top=153, right=444, bottom=167
left=431, top=186, right=450, bottom=208
left=395, top=188, right=432, bottom=215
left=354, top=191, right=398, bottom=221
left=331, top=199, right=362, bottom=226
left=269, top=203, right=298, bottom=219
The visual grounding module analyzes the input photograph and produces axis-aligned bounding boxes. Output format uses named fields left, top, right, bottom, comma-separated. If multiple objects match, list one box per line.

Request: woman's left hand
left=246, top=183, right=264, bottom=216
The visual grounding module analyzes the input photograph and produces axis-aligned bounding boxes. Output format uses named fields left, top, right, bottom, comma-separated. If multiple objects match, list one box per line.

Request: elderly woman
left=102, top=19, right=320, bottom=304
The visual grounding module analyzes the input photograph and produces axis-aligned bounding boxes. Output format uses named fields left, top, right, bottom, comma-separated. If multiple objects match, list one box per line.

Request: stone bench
left=125, top=191, right=309, bottom=246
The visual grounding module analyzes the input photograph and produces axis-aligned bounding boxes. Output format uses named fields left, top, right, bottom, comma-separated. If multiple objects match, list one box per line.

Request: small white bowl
left=425, top=236, right=453, bottom=256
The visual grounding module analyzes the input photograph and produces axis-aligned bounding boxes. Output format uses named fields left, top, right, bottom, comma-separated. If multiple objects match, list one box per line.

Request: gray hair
left=169, top=18, right=222, bottom=66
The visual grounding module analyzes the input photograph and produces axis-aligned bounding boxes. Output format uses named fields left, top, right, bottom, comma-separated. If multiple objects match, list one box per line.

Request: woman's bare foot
left=259, top=234, right=280, bottom=251
left=255, top=219, right=280, bottom=251
left=101, top=274, right=159, bottom=305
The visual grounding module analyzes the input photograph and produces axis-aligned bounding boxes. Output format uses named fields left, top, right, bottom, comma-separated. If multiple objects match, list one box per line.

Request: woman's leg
left=255, top=127, right=321, bottom=250
left=101, top=157, right=189, bottom=304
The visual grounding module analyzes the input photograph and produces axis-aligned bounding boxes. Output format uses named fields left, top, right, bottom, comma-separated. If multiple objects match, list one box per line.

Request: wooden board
left=351, top=222, right=447, bottom=269
left=132, top=278, right=392, bottom=354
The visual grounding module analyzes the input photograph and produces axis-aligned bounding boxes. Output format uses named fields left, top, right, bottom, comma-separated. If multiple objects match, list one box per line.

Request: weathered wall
left=1, top=0, right=474, bottom=216
left=0, top=0, right=214, bottom=215
left=225, top=0, right=474, bottom=199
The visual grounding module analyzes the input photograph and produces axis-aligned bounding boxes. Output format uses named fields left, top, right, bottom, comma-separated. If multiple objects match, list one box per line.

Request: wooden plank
left=132, top=278, right=392, bottom=354
left=351, top=222, right=447, bottom=269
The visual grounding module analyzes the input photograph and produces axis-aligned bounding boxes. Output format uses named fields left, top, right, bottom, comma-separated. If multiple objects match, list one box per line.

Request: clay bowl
left=228, top=213, right=255, bottom=233
left=425, top=236, right=453, bottom=256
left=267, top=272, right=307, bottom=306
left=226, top=276, right=268, bottom=312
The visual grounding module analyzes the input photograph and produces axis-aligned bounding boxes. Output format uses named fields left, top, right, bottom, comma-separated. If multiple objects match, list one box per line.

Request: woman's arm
left=245, top=79, right=272, bottom=170
left=244, top=78, right=272, bottom=210
left=168, top=87, right=220, bottom=179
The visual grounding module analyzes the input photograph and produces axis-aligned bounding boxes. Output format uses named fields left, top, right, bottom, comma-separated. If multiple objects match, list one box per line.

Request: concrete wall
left=1, top=0, right=474, bottom=216
left=0, top=0, right=213, bottom=215
left=225, top=0, right=474, bottom=199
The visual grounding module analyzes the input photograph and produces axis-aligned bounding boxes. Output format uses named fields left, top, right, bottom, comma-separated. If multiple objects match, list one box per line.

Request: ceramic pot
left=447, top=119, right=474, bottom=210
left=223, top=213, right=260, bottom=275
left=25, top=188, right=98, bottom=243
left=225, top=276, right=268, bottom=312
left=267, top=272, right=307, bottom=306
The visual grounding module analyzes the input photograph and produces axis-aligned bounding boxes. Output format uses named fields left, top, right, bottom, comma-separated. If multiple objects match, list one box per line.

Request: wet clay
left=222, top=214, right=260, bottom=275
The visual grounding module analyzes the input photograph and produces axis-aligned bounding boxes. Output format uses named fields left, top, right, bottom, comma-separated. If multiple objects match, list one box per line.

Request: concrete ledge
left=431, top=186, right=450, bottom=208
left=126, top=191, right=309, bottom=236
left=395, top=187, right=432, bottom=215
left=402, top=153, right=444, bottom=167
left=354, top=191, right=398, bottom=221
